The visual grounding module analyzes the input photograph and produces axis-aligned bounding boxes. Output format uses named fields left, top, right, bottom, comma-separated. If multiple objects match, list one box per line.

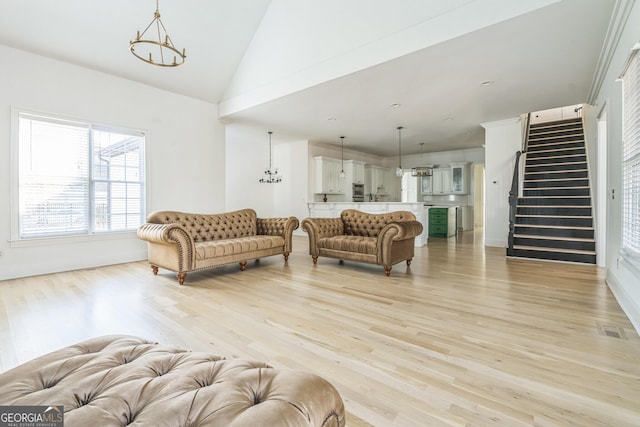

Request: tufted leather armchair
left=0, top=335, right=345, bottom=427
left=301, top=209, right=423, bottom=276
left=137, top=209, right=299, bottom=285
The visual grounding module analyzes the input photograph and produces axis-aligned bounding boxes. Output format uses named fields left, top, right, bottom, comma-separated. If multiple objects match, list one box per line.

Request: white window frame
left=10, top=107, right=147, bottom=247
left=620, top=42, right=640, bottom=266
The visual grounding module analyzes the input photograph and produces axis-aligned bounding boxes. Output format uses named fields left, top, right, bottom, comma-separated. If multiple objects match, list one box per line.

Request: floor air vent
left=598, top=323, right=626, bottom=339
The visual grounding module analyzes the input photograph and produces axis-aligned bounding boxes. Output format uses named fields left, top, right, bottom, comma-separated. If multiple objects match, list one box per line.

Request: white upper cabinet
left=450, top=162, right=469, bottom=194
left=421, top=163, right=468, bottom=195
left=421, top=175, right=433, bottom=195
left=344, top=160, right=365, bottom=184
left=365, top=165, right=389, bottom=195
left=432, top=168, right=452, bottom=195
left=314, top=156, right=345, bottom=194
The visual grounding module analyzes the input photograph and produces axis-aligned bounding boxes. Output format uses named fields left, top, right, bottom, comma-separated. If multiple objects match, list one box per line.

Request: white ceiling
left=0, top=0, right=615, bottom=156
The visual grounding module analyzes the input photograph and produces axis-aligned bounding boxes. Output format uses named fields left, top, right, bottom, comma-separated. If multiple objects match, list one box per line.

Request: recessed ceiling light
left=481, top=80, right=494, bottom=86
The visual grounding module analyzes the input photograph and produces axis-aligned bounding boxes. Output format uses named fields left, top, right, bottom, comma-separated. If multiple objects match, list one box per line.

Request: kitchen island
left=307, top=202, right=429, bottom=246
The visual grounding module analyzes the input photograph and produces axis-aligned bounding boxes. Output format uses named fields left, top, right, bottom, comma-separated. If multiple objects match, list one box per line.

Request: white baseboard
left=606, top=271, right=640, bottom=334
left=484, top=238, right=506, bottom=248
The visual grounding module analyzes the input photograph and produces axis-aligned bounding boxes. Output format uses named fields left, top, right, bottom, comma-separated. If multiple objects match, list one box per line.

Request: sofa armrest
left=257, top=217, right=300, bottom=254
left=301, top=218, right=344, bottom=257
left=377, top=220, right=423, bottom=263
left=137, top=223, right=195, bottom=268
left=379, top=220, right=423, bottom=241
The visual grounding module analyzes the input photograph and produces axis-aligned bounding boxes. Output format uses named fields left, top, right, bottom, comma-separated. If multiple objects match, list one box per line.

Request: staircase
left=510, top=117, right=596, bottom=264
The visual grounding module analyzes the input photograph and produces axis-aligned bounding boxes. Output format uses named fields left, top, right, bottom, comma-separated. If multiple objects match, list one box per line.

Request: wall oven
left=352, top=183, right=365, bottom=202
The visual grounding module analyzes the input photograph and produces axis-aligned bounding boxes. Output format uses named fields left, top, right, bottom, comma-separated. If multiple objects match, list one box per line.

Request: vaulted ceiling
left=0, top=0, right=616, bottom=155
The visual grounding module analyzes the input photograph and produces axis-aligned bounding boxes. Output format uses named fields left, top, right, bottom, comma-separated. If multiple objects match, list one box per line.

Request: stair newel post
left=507, top=150, right=522, bottom=256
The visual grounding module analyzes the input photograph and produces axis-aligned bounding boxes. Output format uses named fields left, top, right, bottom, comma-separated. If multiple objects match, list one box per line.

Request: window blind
left=17, top=112, right=145, bottom=239
left=622, top=44, right=640, bottom=258
left=18, top=115, right=90, bottom=238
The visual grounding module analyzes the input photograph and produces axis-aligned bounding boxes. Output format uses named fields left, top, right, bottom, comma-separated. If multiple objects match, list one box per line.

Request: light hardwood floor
left=1, top=230, right=639, bottom=426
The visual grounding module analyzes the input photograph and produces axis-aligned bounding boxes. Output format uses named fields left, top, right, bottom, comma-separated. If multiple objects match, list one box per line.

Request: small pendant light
left=395, top=126, right=403, bottom=177
left=339, top=136, right=346, bottom=178
left=259, top=131, right=282, bottom=183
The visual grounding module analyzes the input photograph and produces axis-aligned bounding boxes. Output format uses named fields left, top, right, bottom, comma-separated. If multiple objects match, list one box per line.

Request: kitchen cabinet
left=365, top=165, right=389, bottom=196
left=429, top=207, right=456, bottom=237
left=421, top=175, right=432, bottom=195
left=432, top=168, right=451, bottom=195
left=383, top=167, right=400, bottom=201
left=344, top=160, right=365, bottom=184
left=450, top=162, right=469, bottom=194
left=314, top=156, right=345, bottom=194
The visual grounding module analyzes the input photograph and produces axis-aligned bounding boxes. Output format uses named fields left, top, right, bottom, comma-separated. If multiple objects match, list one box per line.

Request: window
left=622, top=43, right=640, bottom=259
left=16, top=111, right=145, bottom=239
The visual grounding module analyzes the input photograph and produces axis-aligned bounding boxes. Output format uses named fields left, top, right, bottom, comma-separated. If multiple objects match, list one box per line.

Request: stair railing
left=507, top=151, right=522, bottom=256
left=507, top=113, right=531, bottom=256
left=522, top=112, right=531, bottom=153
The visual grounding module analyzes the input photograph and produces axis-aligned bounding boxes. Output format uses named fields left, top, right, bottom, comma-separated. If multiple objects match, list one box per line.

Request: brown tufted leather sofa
left=301, top=209, right=423, bottom=276
left=137, top=208, right=299, bottom=285
left=0, top=335, right=345, bottom=427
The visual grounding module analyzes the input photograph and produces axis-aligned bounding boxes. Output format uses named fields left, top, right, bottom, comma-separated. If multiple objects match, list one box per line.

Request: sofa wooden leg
left=283, top=252, right=290, bottom=261
left=177, top=273, right=186, bottom=285
left=151, top=265, right=159, bottom=275
left=406, top=258, right=412, bottom=266
left=312, top=256, right=318, bottom=264
left=239, top=261, right=247, bottom=271
left=384, top=266, right=392, bottom=276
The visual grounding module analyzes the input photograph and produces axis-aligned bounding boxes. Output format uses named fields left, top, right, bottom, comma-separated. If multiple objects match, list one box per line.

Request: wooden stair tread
left=528, top=137, right=584, bottom=143
left=519, top=196, right=591, bottom=199
left=524, top=178, right=588, bottom=182
left=516, top=214, right=593, bottom=219
left=525, top=161, right=587, bottom=167
left=514, top=224, right=594, bottom=230
left=530, top=118, right=582, bottom=127
left=527, top=153, right=585, bottom=161
left=513, top=245, right=596, bottom=255
left=525, top=169, right=588, bottom=174
left=516, top=205, right=591, bottom=209
left=522, top=186, right=590, bottom=190
left=528, top=149, right=585, bottom=156
left=528, top=137, right=584, bottom=144
left=513, top=234, right=594, bottom=242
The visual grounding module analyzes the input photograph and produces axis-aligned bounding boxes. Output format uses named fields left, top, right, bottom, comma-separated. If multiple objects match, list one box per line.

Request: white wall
left=225, top=124, right=309, bottom=234
left=592, top=1, right=640, bottom=331
left=225, top=126, right=277, bottom=215
left=481, top=118, right=522, bottom=247
left=0, top=45, right=223, bottom=280
left=273, top=140, right=309, bottom=223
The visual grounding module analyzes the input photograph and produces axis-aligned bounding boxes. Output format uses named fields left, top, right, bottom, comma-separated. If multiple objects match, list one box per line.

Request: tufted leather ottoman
left=0, top=335, right=345, bottom=427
